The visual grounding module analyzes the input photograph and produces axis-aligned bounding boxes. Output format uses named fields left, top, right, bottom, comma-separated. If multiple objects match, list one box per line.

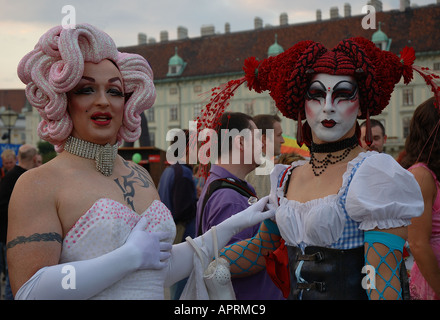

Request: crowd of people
left=0, top=23, right=439, bottom=300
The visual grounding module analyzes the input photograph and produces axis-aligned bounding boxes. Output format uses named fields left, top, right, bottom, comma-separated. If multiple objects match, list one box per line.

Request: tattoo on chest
left=7, top=232, right=62, bottom=249
left=114, top=160, right=154, bottom=212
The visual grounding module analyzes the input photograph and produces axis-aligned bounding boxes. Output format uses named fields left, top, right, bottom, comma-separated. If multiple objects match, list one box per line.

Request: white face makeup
left=305, top=74, right=361, bottom=143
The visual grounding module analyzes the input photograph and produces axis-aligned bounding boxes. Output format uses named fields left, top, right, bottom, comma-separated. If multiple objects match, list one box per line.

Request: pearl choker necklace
left=64, top=136, right=118, bottom=176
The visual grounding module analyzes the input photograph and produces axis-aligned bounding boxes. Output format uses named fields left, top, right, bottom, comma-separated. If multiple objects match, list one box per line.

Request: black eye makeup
left=332, top=81, right=358, bottom=103
left=72, top=86, right=124, bottom=98
left=73, top=87, right=94, bottom=95
left=306, top=81, right=326, bottom=101
left=306, top=80, right=358, bottom=104
left=108, top=88, right=125, bottom=97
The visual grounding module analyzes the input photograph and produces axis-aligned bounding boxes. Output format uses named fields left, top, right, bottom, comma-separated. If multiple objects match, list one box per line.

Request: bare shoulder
left=409, top=164, right=437, bottom=202
left=8, top=158, right=66, bottom=241
left=9, top=160, right=62, bottom=222
left=409, top=165, right=436, bottom=190
left=409, top=165, right=435, bottom=181
left=12, top=159, right=62, bottom=204
left=7, top=160, right=64, bottom=294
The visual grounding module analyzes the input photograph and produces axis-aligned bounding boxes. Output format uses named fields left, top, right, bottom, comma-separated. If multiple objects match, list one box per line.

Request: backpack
left=197, top=177, right=256, bottom=236
left=171, top=163, right=197, bottom=223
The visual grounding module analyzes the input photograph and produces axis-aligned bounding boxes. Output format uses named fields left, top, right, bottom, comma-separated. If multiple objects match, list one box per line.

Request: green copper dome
left=167, top=47, right=187, bottom=76
left=268, top=34, right=284, bottom=57
left=372, top=22, right=388, bottom=43
left=169, top=47, right=184, bottom=66
left=371, top=22, right=392, bottom=51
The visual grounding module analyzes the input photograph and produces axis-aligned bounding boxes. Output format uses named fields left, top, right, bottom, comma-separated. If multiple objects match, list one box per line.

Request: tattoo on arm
left=114, top=160, right=154, bottom=212
left=7, top=232, right=62, bottom=250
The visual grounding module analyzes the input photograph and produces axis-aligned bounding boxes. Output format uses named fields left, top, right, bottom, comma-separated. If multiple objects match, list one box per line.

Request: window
left=170, top=87, right=178, bottom=95
left=434, top=62, right=440, bottom=71
left=245, top=101, right=254, bottom=116
left=146, top=108, right=155, bottom=123
left=167, top=63, right=186, bottom=77
left=193, top=104, right=202, bottom=119
left=149, top=131, right=155, bottom=146
left=170, top=105, right=179, bottom=121
left=270, top=100, right=278, bottom=115
left=194, top=85, right=202, bottom=93
left=402, top=88, right=413, bottom=106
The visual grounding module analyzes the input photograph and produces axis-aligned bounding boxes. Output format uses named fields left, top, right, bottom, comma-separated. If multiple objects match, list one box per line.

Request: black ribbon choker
left=310, top=135, right=358, bottom=154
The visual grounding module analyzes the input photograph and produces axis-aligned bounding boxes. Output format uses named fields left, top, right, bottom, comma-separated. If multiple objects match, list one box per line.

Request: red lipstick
left=91, top=112, right=112, bottom=126
left=321, top=120, right=336, bottom=128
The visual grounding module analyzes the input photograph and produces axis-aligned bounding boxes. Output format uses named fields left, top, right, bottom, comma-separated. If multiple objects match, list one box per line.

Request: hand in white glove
left=125, top=217, right=172, bottom=270
left=15, top=217, right=173, bottom=300
left=193, top=196, right=275, bottom=258
left=217, top=195, right=274, bottom=237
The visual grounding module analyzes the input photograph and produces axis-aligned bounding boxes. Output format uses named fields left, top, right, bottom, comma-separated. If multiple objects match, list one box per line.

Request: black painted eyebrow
left=79, top=76, right=122, bottom=84
left=333, top=80, right=357, bottom=91
left=309, top=80, right=326, bottom=91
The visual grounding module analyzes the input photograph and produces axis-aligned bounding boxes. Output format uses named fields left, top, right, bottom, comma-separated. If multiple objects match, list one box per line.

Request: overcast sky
left=0, top=0, right=436, bottom=89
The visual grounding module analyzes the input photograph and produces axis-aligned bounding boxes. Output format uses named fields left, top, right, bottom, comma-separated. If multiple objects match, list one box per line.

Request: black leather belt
left=287, top=245, right=368, bottom=300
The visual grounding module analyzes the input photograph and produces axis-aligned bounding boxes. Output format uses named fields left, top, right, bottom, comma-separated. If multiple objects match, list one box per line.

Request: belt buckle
left=297, top=281, right=326, bottom=292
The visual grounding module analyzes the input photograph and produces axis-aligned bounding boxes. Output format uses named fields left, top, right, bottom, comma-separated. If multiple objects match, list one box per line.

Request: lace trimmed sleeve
left=268, top=161, right=308, bottom=208
left=268, top=163, right=290, bottom=208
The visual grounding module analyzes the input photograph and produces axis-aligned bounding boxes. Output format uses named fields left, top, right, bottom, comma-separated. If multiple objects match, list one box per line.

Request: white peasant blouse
left=268, top=151, right=424, bottom=250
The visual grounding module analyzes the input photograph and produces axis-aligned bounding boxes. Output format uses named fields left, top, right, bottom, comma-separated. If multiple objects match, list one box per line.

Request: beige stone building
left=120, top=2, right=440, bottom=157
left=2, top=2, right=440, bottom=158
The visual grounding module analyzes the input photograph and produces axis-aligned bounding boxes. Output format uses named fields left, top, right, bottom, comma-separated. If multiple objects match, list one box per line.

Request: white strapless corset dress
left=59, top=198, right=176, bottom=299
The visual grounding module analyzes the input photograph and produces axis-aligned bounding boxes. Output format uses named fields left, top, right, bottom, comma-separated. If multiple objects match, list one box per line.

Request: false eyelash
left=73, top=87, right=94, bottom=95
left=108, top=89, right=125, bottom=97
left=72, top=87, right=125, bottom=97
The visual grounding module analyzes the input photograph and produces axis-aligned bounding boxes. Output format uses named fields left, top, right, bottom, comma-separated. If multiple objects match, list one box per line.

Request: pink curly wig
left=17, top=24, right=156, bottom=152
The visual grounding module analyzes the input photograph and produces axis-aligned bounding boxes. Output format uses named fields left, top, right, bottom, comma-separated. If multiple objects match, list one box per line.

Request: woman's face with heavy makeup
left=67, top=59, right=125, bottom=145
left=305, top=74, right=361, bottom=143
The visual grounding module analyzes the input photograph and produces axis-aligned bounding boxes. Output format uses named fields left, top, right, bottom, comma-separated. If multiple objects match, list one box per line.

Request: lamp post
left=0, top=106, right=19, bottom=144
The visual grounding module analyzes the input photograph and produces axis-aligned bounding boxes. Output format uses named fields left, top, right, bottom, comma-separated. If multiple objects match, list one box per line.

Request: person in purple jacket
left=196, top=112, right=284, bottom=300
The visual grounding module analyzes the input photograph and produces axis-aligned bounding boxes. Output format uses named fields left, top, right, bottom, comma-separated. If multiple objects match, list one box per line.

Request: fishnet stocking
left=219, top=220, right=281, bottom=276
left=364, top=241, right=403, bottom=300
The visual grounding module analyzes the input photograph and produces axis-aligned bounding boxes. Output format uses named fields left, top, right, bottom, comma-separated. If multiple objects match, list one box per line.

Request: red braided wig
left=245, top=37, right=413, bottom=121
left=194, top=36, right=440, bottom=171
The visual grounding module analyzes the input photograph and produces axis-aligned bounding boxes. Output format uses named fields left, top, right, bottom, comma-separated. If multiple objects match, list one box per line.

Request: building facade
left=2, top=2, right=440, bottom=157
left=120, top=2, right=440, bottom=156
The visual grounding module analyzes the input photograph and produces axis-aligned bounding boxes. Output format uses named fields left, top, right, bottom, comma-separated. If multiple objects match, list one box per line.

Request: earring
left=297, top=112, right=304, bottom=146
left=303, top=121, right=312, bottom=147
left=365, top=109, right=372, bottom=146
